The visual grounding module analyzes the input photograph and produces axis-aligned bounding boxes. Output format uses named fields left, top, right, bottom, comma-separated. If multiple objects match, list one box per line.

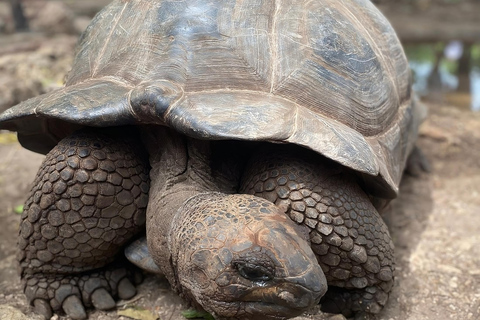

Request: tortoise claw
left=33, top=299, right=52, bottom=320
left=118, top=277, right=136, bottom=300
left=62, top=295, right=87, bottom=320
left=91, top=288, right=116, bottom=310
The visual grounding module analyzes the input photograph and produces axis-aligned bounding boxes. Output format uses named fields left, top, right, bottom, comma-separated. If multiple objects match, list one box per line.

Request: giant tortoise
left=0, top=0, right=427, bottom=319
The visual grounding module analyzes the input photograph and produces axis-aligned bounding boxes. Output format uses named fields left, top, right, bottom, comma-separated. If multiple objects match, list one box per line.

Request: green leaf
left=472, top=44, right=480, bottom=64
left=117, top=307, right=158, bottom=320
left=13, top=205, right=24, bottom=214
left=181, top=310, right=215, bottom=320
left=405, top=44, right=436, bottom=63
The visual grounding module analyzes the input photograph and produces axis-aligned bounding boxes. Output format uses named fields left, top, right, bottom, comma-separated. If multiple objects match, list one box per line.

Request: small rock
left=0, top=305, right=29, bottom=320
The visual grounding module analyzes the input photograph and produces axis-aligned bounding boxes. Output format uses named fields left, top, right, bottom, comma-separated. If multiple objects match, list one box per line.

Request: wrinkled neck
left=166, top=192, right=224, bottom=298
left=140, top=127, right=238, bottom=288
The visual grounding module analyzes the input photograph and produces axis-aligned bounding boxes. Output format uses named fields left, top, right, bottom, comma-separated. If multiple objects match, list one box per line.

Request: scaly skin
left=142, top=128, right=327, bottom=320
left=241, top=146, right=395, bottom=317
left=18, top=129, right=150, bottom=319
left=169, top=193, right=327, bottom=320
left=20, top=128, right=394, bottom=319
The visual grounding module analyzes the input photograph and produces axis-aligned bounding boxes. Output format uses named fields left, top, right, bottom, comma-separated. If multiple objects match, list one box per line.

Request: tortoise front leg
left=18, top=129, right=149, bottom=319
left=241, top=146, right=395, bottom=318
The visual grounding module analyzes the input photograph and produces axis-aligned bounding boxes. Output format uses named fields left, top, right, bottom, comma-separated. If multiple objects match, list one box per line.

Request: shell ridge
left=128, top=80, right=185, bottom=124
left=269, top=0, right=281, bottom=93
left=125, top=86, right=138, bottom=121
left=91, top=2, right=129, bottom=77
left=0, top=78, right=135, bottom=134
left=217, top=41, right=271, bottom=89
left=285, top=104, right=300, bottom=143
left=153, top=83, right=186, bottom=123
left=338, top=0, right=400, bottom=106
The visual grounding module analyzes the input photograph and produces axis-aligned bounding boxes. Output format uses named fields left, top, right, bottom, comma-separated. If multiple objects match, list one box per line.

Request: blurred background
left=375, top=0, right=480, bottom=112
left=0, top=0, right=110, bottom=113
left=0, top=2, right=479, bottom=320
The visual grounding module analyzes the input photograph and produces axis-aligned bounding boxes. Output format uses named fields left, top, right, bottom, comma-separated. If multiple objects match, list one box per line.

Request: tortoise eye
left=235, top=262, right=273, bottom=282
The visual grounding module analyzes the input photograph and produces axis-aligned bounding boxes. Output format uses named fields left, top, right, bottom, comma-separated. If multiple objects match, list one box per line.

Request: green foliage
left=405, top=43, right=446, bottom=63
left=442, top=59, right=458, bottom=74
left=182, top=310, right=215, bottom=320
left=405, top=44, right=437, bottom=63
left=14, top=205, right=24, bottom=215
left=471, top=44, right=480, bottom=65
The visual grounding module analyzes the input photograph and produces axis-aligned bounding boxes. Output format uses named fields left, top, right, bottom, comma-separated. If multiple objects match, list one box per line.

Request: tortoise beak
left=241, top=277, right=325, bottom=309
left=240, top=283, right=324, bottom=319
left=282, top=271, right=327, bottom=307
left=239, top=221, right=327, bottom=316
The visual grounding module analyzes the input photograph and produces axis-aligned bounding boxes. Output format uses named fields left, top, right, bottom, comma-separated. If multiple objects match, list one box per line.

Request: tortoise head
left=168, top=193, right=327, bottom=319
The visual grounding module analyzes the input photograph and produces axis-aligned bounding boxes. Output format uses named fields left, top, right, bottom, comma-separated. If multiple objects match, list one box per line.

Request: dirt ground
left=0, top=2, right=480, bottom=320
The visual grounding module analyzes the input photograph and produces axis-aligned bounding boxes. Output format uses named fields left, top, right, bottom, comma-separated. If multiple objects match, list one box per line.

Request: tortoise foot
left=24, top=264, right=141, bottom=320
left=320, top=285, right=391, bottom=318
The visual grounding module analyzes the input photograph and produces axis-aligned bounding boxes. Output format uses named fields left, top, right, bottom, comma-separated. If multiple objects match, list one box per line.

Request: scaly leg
left=241, top=146, right=394, bottom=317
left=18, top=129, right=149, bottom=319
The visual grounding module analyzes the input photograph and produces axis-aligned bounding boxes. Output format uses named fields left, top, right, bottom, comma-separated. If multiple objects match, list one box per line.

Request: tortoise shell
left=0, top=0, right=425, bottom=198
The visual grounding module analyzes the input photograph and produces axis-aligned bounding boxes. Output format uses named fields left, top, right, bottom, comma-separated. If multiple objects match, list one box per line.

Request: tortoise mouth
left=238, top=283, right=324, bottom=317
left=243, top=301, right=305, bottom=319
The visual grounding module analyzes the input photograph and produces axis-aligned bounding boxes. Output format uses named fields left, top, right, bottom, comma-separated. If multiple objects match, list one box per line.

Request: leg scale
left=18, top=129, right=150, bottom=319
left=241, top=146, right=395, bottom=316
